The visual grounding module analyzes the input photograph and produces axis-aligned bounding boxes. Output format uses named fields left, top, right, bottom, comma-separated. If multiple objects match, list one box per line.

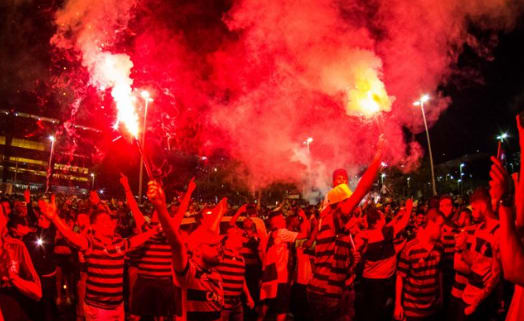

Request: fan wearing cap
left=147, top=180, right=225, bottom=321
left=307, top=136, right=384, bottom=321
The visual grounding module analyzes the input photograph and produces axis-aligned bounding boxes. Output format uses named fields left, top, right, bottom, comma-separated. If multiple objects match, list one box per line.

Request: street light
left=413, top=94, right=437, bottom=196
left=45, top=135, right=56, bottom=193
left=90, top=173, right=95, bottom=189
left=138, top=90, right=153, bottom=204
left=496, top=132, right=509, bottom=160
left=496, top=132, right=509, bottom=142
left=304, top=137, right=314, bottom=153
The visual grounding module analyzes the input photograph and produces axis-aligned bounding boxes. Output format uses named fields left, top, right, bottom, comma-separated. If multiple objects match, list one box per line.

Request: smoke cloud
left=47, top=0, right=521, bottom=193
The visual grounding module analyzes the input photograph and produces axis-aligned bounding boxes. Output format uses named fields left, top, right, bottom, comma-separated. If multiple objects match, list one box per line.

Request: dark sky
left=428, top=19, right=524, bottom=163
left=1, top=0, right=523, bottom=167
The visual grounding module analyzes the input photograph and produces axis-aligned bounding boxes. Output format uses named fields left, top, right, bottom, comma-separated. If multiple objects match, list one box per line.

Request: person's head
left=269, top=212, right=286, bottom=230
left=90, top=210, right=117, bottom=238
left=456, top=208, right=472, bottom=228
left=7, top=216, right=29, bottom=239
left=415, top=212, right=426, bottom=227
left=470, top=187, right=491, bottom=222
left=286, top=215, right=301, bottom=231
left=223, top=227, right=244, bottom=251
left=37, top=210, right=51, bottom=229
left=246, top=204, right=258, bottom=217
left=14, top=201, right=27, bottom=217
left=421, top=209, right=444, bottom=241
left=242, top=217, right=256, bottom=232
left=366, top=207, right=386, bottom=230
left=168, top=204, right=178, bottom=217
left=76, top=213, right=90, bottom=231
left=189, top=228, right=224, bottom=267
left=428, top=196, right=440, bottom=210
left=332, top=168, right=349, bottom=187
left=438, top=195, right=454, bottom=218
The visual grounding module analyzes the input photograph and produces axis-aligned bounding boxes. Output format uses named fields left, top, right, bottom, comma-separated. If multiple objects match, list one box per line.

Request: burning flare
left=346, top=68, right=393, bottom=118
left=97, top=53, right=140, bottom=138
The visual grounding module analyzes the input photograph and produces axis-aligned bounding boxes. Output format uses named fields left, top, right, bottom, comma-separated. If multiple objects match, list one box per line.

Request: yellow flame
left=346, top=68, right=392, bottom=118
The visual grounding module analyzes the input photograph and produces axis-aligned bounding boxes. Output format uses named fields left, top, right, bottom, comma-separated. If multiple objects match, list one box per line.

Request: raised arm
left=173, top=177, right=196, bottom=228
left=38, top=195, right=88, bottom=250
left=120, top=173, right=146, bottom=230
left=516, top=115, right=524, bottom=228
left=391, top=199, right=413, bottom=235
left=339, top=136, right=384, bottom=216
left=209, top=198, right=228, bottom=233
left=490, top=152, right=524, bottom=285
left=129, top=225, right=159, bottom=250
left=230, top=204, right=247, bottom=227
left=147, top=180, right=193, bottom=272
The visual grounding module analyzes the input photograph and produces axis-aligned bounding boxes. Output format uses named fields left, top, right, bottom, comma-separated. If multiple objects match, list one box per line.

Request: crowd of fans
left=1, top=116, right=524, bottom=321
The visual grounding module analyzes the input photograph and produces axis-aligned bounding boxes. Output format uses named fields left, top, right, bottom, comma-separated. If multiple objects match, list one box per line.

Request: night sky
left=429, top=19, right=524, bottom=163
left=1, top=0, right=524, bottom=189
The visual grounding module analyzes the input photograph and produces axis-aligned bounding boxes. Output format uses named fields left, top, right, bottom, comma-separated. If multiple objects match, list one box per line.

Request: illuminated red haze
left=51, top=0, right=519, bottom=192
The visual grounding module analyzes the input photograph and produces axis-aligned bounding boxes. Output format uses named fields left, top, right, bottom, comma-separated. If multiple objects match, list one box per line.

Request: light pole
left=90, top=173, right=95, bottom=190
left=45, top=135, right=56, bottom=193
left=459, top=163, right=465, bottom=193
left=413, top=94, right=437, bottom=196
left=138, top=90, right=153, bottom=204
left=304, top=137, right=314, bottom=196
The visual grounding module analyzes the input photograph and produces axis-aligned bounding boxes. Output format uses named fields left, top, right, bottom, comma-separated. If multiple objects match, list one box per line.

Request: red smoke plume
left=50, top=0, right=520, bottom=193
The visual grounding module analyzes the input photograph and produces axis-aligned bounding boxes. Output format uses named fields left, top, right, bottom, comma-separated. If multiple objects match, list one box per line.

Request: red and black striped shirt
left=397, top=239, right=443, bottom=318
left=308, top=211, right=355, bottom=299
left=217, top=249, right=246, bottom=309
left=132, top=223, right=173, bottom=278
left=84, top=235, right=130, bottom=309
left=177, top=260, right=223, bottom=321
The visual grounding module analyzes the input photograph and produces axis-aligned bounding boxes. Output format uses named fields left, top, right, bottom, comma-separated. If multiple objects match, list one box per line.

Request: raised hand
left=405, top=199, right=414, bottom=213
left=147, top=181, right=166, bottom=209
left=119, top=173, right=130, bottom=189
left=238, top=204, right=248, bottom=213
left=489, top=156, right=510, bottom=205
left=89, top=190, right=101, bottom=205
left=187, top=176, right=196, bottom=193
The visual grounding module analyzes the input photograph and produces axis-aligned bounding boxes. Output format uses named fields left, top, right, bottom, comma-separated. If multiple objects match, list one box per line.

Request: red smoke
left=49, top=0, right=520, bottom=193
